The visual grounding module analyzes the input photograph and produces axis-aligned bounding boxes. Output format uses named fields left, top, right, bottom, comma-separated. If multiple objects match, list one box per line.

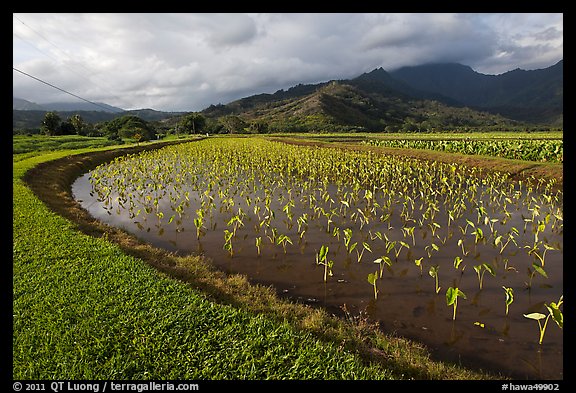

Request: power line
left=13, top=14, right=130, bottom=109
left=13, top=67, right=114, bottom=112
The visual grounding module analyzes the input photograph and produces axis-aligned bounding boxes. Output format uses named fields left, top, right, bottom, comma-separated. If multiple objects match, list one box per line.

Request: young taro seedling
left=414, top=257, right=425, bottom=277
left=401, top=226, right=416, bottom=246
left=316, top=245, right=333, bottom=282
left=374, top=255, right=393, bottom=278
left=502, top=286, right=514, bottom=316
left=525, top=241, right=557, bottom=267
left=367, top=270, right=379, bottom=300
left=255, top=236, right=262, bottom=256
left=394, top=241, right=410, bottom=260
left=523, top=295, right=563, bottom=344
left=276, top=234, right=293, bottom=254
left=356, top=242, right=373, bottom=263
left=473, top=263, right=496, bottom=290
left=343, top=228, right=358, bottom=255
left=453, top=256, right=466, bottom=286
left=194, top=209, right=205, bottom=240
left=525, top=262, right=548, bottom=290
left=446, top=286, right=467, bottom=321
left=223, top=229, right=234, bottom=257
left=494, top=227, right=518, bottom=255
left=429, top=264, right=441, bottom=294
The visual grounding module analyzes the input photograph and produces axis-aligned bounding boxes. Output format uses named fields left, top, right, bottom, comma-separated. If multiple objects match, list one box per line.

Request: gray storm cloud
left=13, top=13, right=563, bottom=111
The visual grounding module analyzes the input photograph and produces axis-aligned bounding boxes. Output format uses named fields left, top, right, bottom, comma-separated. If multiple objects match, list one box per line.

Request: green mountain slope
left=390, top=60, right=563, bottom=125
left=204, top=76, right=519, bottom=133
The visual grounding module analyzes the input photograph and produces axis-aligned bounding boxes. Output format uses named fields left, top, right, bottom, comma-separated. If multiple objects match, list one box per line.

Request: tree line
left=34, top=110, right=561, bottom=140
left=37, top=111, right=213, bottom=141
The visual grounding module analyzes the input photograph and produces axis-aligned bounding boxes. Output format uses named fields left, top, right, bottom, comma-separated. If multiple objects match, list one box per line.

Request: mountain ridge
left=13, top=60, right=562, bottom=132
left=389, top=60, right=563, bottom=123
left=13, top=97, right=125, bottom=113
left=200, top=60, right=562, bottom=131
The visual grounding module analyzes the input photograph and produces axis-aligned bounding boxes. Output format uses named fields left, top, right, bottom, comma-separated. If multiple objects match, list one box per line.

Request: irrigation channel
left=72, top=138, right=563, bottom=379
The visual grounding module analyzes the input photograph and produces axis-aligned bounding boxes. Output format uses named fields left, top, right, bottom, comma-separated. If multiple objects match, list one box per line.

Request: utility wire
left=13, top=67, right=114, bottom=112
left=13, top=14, right=129, bottom=109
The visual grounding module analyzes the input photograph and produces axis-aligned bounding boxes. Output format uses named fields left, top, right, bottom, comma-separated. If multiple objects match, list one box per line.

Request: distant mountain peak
left=13, top=97, right=46, bottom=111
left=12, top=97, right=124, bottom=113
left=355, top=67, right=392, bottom=79
left=390, top=60, right=562, bottom=124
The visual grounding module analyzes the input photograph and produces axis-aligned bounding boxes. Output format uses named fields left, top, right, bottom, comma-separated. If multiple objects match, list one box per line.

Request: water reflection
left=72, top=155, right=563, bottom=379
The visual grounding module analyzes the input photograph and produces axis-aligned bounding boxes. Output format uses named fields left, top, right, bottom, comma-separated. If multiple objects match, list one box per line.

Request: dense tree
left=178, top=113, right=206, bottom=134
left=219, top=115, right=248, bottom=134
left=40, top=111, right=61, bottom=136
left=59, top=119, right=76, bottom=135
left=102, top=115, right=156, bottom=141
left=69, top=114, right=86, bottom=135
left=248, top=120, right=269, bottom=134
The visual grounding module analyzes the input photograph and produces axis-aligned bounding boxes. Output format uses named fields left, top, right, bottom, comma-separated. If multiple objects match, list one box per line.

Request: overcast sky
left=13, top=13, right=563, bottom=112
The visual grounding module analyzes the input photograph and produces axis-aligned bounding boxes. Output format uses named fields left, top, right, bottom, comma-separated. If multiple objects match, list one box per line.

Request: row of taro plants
left=361, top=138, right=563, bottom=163
left=87, top=137, right=563, bottom=345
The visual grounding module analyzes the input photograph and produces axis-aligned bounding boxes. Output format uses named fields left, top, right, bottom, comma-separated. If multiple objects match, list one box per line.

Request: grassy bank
left=13, top=138, right=501, bottom=380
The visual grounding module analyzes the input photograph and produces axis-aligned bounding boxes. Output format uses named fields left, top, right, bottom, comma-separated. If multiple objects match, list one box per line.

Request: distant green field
left=271, top=131, right=563, bottom=163
left=12, top=135, right=122, bottom=155
left=362, top=138, right=563, bottom=163
left=12, top=134, right=197, bottom=158
left=269, top=131, right=563, bottom=140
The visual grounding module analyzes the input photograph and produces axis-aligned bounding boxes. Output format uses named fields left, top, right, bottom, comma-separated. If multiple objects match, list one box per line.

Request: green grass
left=13, top=136, right=501, bottom=380
left=12, top=135, right=125, bottom=155
left=267, top=130, right=563, bottom=141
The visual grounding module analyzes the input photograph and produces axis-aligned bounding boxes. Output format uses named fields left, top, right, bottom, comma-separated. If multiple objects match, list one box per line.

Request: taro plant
left=446, top=286, right=467, bottom=321
left=428, top=264, right=441, bottom=294
left=457, top=238, right=469, bottom=256
left=373, top=255, right=392, bottom=278
left=267, top=227, right=279, bottom=245
left=494, top=227, right=518, bottom=255
left=453, top=256, right=466, bottom=286
left=471, top=227, right=484, bottom=245
left=193, top=209, right=205, bottom=240
left=428, top=222, right=441, bottom=238
left=367, top=270, right=379, bottom=300
left=227, top=213, right=244, bottom=238
left=473, top=263, right=496, bottom=290
left=255, top=236, right=262, bottom=256
left=316, top=244, right=329, bottom=265
left=525, top=241, right=557, bottom=267
left=394, top=241, right=410, bottom=260
left=321, top=259, right=334, bottom=282
left=414, top=257, right=425, bottom=277
left=356, top=242, right=372, bottom=264
left=502, top=286, right=514, bottom=316
left=453, top=256, right=463, bottom=270
left=523, top=295, right=563, bottom=344
left=525, top=262, right=548, bottom=290
left=425, top=242, right=440, bottom=258
left=223, top=229, right=234, bottom=257
left=276, top=234, right=293, bottom=254
left=296, top=213, right=308, bottom=234
left=401, top=226, right=416, bottom=246
left=343, top=228, right=358, bottom=255
left=316, top=245, right=333, bottom=282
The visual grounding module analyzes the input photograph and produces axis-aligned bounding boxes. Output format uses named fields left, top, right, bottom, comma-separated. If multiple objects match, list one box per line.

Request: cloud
left=13, top=13, right=563, bottom=111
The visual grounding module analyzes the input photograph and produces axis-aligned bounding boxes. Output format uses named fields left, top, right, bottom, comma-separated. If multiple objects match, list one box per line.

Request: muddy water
left=72, top=172, right=563, bottom=380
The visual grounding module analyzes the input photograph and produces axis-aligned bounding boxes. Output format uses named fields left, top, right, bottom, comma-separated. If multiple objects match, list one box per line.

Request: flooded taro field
left=72, top=138, right=563, bottom=379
